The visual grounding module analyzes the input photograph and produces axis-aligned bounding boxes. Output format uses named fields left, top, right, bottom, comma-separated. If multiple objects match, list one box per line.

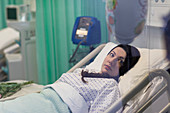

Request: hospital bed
left=68, top=42, right=170, bottom=113
left=0, top=42, right=170, bottom=113
left=0, top=27, right=20, bottom=55
left=0, top=27, right=20, bottom=81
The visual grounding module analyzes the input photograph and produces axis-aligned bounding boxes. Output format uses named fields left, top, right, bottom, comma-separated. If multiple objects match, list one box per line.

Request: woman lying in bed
left=0, top=44, right=140, bottom=113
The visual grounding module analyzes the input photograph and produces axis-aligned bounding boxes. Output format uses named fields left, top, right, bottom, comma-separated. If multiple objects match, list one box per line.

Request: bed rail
left=160, top=103, right=170, bottom=113
left=67, top=44, right=106, bottom=73
left=105, top=69, right=170, bottom=113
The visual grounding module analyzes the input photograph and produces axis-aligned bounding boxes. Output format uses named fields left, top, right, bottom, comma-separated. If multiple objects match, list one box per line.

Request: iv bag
left=106, top=0, right=148, bottom=44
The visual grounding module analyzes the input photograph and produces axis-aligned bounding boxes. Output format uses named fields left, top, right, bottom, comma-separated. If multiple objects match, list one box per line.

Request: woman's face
left=101, top=47, right=126, bottom=77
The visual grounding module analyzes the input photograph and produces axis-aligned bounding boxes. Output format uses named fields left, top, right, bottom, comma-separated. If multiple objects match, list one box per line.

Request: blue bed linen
left=0, top=88, right=70, bottom=113
left=47, top=82, right=89, bottom=113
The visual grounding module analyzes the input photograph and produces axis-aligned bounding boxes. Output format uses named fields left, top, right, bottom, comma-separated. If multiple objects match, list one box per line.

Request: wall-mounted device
left=6, top=4, right=32, bottom=23
left=72, top=16, right=101, bottom=45
left=6, top=5, right=20, bottom=22
left=69, top=16, right=101, bottom=64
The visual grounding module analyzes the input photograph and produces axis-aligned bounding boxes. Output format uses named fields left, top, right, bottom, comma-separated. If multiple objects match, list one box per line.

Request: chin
left=101, top=68, right=106, bottom=73
left=101, top=70, right=108, bottom=75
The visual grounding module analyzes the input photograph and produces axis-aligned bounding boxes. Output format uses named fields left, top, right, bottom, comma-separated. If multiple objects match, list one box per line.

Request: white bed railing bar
left=105, top=69, right=170, bottom=113
left=136, top=68, right=170, bottom=113
left=0, top=41, right=19, bottom=63
left=67, top=44, right=106, bottom=73
left=106, top=71, right=152, bottom=113
left=137, top=85, right=167, bottom=113
left=159, top=103, right=170, bottom=113
left=0, top=41, right=17, bottom=54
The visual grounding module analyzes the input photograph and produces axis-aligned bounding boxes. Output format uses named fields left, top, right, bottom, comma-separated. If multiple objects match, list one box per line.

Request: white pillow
left=85, top=42, right=117, bottom=72
left=119, top=47, right=169, bottom=95
left=85, top=42, right=169, bottom=95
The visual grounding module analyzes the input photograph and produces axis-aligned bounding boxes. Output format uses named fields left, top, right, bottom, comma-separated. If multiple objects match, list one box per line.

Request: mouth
left=104, top=64, right=112, bottom=71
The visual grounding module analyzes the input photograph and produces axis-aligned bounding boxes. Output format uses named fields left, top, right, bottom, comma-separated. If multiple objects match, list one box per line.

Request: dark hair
left=81, top=44, right=140, bottom=83
left=114, top=44, right=140, bottom=76
left=81, top=70, right=115, bottom=83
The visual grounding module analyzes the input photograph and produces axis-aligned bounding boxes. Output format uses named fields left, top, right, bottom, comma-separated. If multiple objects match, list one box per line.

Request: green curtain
left=0, top=0, right=8, bottom=30
left=0, top=0, right=23, bottom=30
left=8, top=0, right=23, bottom=4
left=36, top=0, right=108, bottom=85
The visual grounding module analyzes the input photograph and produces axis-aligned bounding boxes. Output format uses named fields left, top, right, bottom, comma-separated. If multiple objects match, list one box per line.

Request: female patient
left=0, top=44, right=140, bottom=113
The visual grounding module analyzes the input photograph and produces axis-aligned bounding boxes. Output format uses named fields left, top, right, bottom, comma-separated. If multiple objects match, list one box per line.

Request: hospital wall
left=131, top=0, right=170, bottom=49
left=131, top=26, right=165, bottom=49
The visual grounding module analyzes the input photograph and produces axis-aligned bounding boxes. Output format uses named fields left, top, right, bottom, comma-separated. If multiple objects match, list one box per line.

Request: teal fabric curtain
left=0, top=0, right=8, bottom=30
left=0, top=0, right=23, bottom=30
left=36, top=0, right=108, bottom=85
left=8, top=0, right=23, bottom=4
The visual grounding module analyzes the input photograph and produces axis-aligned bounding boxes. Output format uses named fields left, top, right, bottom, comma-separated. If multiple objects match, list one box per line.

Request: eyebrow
left=119, top=57, right=125, bottom=60
left=112, top=51, right=116, bottom=56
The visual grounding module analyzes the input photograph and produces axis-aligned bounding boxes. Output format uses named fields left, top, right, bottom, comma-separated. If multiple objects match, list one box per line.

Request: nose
left=108, top=57, right=119, bottom=65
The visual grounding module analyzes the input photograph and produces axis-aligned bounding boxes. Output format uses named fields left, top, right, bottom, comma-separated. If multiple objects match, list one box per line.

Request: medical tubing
left=67, top=44, right=106, bottom=73
left=69, top=40, right=85, bottom=63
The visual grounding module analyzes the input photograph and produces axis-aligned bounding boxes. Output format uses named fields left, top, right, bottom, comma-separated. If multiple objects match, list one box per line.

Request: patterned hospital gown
left=57, top=68, right=122, bottom=113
